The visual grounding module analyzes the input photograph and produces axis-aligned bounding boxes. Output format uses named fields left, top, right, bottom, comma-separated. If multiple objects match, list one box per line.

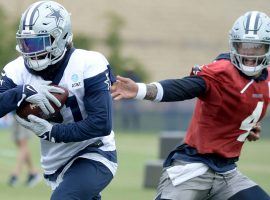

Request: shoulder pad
left=215, top=53, right=230, bottom=61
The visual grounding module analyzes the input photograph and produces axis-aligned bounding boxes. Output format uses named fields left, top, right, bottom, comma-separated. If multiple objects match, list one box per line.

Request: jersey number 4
left=237, top=101, right=263, bottom=142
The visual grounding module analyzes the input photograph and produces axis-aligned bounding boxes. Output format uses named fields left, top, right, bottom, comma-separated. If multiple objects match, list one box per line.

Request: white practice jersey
left=1, top=49, right=117, bottom=176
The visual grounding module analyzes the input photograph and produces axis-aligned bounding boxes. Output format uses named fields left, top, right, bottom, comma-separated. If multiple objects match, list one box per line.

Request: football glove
left=20, top=80, right=65, bottom=115
left=15, top=114, right=54, bottom=142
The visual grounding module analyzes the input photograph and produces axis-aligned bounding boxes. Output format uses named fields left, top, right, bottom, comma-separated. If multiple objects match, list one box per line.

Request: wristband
left=135, top=83, right=147, bottom=100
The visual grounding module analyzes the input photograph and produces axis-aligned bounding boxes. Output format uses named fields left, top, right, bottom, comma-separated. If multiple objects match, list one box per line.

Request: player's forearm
left=50, top=91, right=113, bottom=143
left=0, top=85, right=24, bottom=117
left=135, top=76, right=206, bottom=102
left=51, top=116, right=112, bottom=143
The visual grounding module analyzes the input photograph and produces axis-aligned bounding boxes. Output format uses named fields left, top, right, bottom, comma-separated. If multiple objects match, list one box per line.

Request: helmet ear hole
left=50, top=36, right=55, bottom=43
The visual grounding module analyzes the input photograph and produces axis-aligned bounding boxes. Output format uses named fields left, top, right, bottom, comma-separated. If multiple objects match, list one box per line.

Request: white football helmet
left=16, top=1, right=73, bottom=71
left=229, top=11, right=270, bottom=76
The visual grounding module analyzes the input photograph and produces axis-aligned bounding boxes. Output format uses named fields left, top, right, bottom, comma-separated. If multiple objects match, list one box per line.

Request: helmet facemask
left=230, top=40, right=270, bottom=76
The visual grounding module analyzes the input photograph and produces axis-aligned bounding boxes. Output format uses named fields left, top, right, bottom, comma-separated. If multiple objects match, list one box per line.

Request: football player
left=111, top=11, right=270, bottom=200
left=8, top=119, right=41, bottom=187
left=0, top=1, right=116, bottom=199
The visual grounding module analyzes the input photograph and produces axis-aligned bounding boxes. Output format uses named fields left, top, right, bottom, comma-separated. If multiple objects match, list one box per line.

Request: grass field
left=0, top=129, right=269, bottom=200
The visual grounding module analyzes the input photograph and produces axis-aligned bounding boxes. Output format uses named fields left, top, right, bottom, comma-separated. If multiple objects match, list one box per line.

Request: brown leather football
left=16, top=85, right=69, bottom=120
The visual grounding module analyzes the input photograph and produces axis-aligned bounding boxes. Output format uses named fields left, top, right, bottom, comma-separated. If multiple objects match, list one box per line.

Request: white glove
left=22, top=80, right=65, bottom=115
left=15, top=114, right=54, bottom=142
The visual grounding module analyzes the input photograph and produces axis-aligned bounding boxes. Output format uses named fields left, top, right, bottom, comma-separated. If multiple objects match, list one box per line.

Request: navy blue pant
left=228, top=185, right=270, bottom=200
left=51, top=158, right=113, bottom=200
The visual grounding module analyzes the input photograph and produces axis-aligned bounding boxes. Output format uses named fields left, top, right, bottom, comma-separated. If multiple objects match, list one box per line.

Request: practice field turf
left=0, top=129, right=269, bottom=200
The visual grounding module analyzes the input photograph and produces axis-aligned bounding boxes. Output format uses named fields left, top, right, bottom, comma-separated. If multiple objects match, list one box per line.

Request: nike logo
left=26, top=85, right=37, bottom=93
left=1, top=71, right=6, bottom=77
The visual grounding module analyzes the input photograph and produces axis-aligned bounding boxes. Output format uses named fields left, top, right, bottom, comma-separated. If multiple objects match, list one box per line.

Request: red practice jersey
left=185, top=59, right=270, bottom=158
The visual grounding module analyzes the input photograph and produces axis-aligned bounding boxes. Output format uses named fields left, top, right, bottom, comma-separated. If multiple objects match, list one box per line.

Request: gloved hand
left=22, top=80, right=65, bottom=115
left=15, top=114, right=54, bottom=142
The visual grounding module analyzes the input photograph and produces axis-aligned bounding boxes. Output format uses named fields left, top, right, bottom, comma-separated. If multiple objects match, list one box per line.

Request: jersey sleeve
left=190, top=61, right=230, bottom=103
left=159, top=76, right=206, bottom=102
left=0, top=58, right=25, bottom=117
left=83, top=51, right=116, bottom=85
left=50, top=52, right=114, bottom=143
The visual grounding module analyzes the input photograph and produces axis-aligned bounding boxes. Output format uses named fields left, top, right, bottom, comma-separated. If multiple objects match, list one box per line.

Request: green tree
left=73, top=34, right=95, bottom=50
left=0, top=7, right=18, bottom=70
left=105, top=12, right=148, bottom=81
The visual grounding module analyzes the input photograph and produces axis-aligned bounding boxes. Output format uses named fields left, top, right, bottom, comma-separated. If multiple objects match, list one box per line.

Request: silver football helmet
left=229, top=11, right=270, bottom=76
left=16, top=1, right=73, bottom=71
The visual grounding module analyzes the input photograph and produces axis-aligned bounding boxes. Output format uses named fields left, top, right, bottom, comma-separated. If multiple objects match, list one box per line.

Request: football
left=16, top=85, right=69, bottom=120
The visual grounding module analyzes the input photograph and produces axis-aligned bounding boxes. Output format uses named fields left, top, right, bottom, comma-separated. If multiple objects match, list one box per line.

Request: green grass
left=0, top=129, right=269, bottom=199
left=0, top=129, right=50, bottom=200
left=238, top=140, right=270, bottom=192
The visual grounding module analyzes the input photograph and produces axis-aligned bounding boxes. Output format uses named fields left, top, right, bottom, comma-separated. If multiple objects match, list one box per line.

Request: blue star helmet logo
left=46, top=7, right=64, bottom=26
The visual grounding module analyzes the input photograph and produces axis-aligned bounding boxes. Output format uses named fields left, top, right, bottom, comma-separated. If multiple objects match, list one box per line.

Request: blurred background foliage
left=0, top=7, right=17, bottom=68
left=104, top=12, right=148, bottom=81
